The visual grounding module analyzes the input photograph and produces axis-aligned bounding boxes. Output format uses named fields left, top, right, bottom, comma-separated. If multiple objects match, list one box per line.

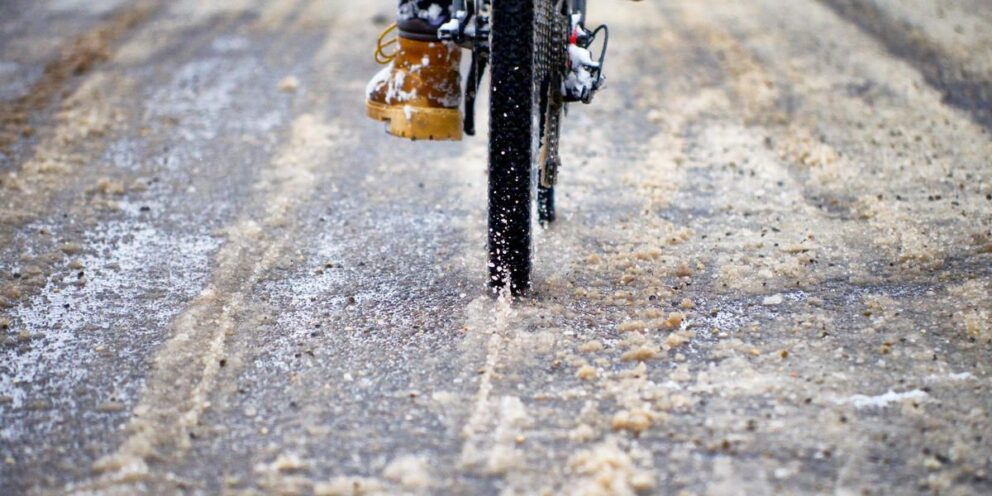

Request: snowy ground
left=1, top=0, right=990, bottom=494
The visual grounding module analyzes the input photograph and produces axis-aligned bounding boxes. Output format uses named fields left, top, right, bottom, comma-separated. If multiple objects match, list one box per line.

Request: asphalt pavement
left=1, top=1, right=990, bottom=494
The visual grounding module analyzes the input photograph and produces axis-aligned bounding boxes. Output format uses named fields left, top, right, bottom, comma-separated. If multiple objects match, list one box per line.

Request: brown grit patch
left=0, top=3, right=155, bottom=153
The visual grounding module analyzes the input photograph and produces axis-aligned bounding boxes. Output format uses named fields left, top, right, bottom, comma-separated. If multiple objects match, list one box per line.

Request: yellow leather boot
left=366, top=29, right=463, bottom=141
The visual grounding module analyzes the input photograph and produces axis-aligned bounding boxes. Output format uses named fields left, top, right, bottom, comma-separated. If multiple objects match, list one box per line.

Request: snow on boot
left=366, top=28, right=462, bottom=141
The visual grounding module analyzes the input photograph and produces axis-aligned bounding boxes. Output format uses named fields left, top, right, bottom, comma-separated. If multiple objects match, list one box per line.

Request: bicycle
left=439, top=0, right=609, bottom=295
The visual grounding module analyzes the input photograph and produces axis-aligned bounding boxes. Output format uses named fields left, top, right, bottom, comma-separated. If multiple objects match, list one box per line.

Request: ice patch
left=761, top=294, right=784, bottom=305
left=0, top=60, right=37, bottom=101
left=210, top=35, right=250, bottom=53
left=0, top=207, right=219, bottom=437
left=0, top=60, right=19, bottom=77
left=840, top=389, right=928, bottom=409
left=924, top=372, right=974, bottom=383
left=146, top=57, right=264, bottom=140
left=47, top=0, right=126, bottom=14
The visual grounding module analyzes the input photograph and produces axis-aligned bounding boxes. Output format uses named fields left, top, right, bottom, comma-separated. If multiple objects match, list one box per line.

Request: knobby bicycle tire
left=487, top=0, right=562, bottom=294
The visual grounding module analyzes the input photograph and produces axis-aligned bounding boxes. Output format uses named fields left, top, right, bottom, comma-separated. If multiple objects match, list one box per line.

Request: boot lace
left=374, top=22, right=399, bottom=65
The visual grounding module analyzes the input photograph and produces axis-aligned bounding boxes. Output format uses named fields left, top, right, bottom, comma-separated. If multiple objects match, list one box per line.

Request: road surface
left=1, top=0, right=990, bottom=494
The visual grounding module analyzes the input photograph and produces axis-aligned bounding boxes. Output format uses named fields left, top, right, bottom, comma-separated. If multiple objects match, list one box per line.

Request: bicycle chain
left=536, top=0, right=568, bottom=189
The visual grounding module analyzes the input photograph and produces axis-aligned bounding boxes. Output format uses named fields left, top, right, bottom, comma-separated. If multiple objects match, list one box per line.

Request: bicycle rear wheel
left=487, top=0, right=561, bottom=294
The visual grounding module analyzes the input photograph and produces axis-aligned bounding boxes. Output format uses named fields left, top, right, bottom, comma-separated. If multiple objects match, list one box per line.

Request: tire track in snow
left=0, top=3, right=157, bottom=312
left=818, top=0, right=992, bottom=132
left=0, top=1, right=156, bottom=154
left=417, top=46, right=541, bottom=486
left=71, top=112, right=349, bottom=492
left=66, top=1, right=359, bottom=490
left=134, top=2, right=483, bottom=491
left=2, top=4, right=320, bottom=493
left=439, top=62, right=553, bottom=490
left=669, top=0, right=992, bottom=280
left=639, top=2, right=992, bottom=493
left=658, top=1, right=853, bottom=294
left=457, top=297, right=521, bottom=473
left=0, top=2, right=255, bottom=315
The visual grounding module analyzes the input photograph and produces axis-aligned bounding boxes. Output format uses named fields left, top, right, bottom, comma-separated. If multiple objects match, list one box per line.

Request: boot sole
left=366, top=100, right=463, bottom=141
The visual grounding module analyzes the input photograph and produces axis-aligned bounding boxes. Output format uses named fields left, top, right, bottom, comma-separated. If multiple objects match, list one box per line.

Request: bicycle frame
left=441, top=0, right=586, bottom=49
left=573, top=0, right=587, bottom=22
left=441, top=0, right=593, bottom=135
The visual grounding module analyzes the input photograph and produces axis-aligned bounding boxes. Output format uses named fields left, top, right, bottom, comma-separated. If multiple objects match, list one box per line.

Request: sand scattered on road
left=314, top=476, right=385, bottom=496
left=383, top=454, right=433, bottom=490
left=566, top=441, right=656, bottom=496
left=278, top=75, right=300, bottom=93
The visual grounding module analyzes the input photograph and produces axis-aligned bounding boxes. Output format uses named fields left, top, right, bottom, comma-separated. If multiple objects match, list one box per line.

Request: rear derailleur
left=563, top=14, right=609, bottom=104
